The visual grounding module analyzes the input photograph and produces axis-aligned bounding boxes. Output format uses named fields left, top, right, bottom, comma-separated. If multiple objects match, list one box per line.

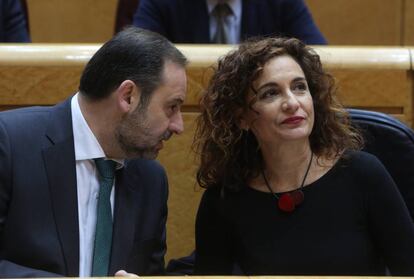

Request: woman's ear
left=239, top=117, right=249, bottom=131
left=237, top=108, right=250, bottom=131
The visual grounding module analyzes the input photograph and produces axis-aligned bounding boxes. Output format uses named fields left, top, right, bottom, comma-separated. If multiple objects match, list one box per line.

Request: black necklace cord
left=261, top=151, right=313, bottom=212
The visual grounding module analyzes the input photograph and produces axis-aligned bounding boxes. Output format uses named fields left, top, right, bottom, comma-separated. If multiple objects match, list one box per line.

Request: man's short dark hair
left=79, top=27, right=187, bottom=107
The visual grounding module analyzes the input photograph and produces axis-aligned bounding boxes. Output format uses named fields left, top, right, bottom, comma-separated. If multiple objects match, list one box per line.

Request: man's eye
left=170, top=104, right=179, bottom=113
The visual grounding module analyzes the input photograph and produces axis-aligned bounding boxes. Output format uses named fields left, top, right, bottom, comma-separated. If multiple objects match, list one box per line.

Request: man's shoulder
left=127, top=158, right=165, bottom=173
left=1, top=99, right=70, bottom=120
left=0, top=100, right=71, bottom=137
left=0, top=105, right=51, bottom=117
left=0, top=106, right=53, bottom=131
left=123, top=159, right=169, bottom=194
left=124, top=159, right=167, bottom=182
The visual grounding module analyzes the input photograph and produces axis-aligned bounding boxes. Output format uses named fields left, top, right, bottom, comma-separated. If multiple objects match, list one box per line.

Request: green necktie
left=92, top=158, right=116, bottom=276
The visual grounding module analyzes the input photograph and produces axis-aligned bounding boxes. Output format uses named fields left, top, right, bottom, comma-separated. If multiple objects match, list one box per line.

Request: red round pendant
left=291, top=189, right=304, bottom=206
left=278, top=193, right=295, bottom=212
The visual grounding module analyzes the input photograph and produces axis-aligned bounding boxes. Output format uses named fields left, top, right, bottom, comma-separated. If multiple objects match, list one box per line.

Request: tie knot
left=212, top=2, right=232, bottom=18
left=94, top=158, right=116, bottom=179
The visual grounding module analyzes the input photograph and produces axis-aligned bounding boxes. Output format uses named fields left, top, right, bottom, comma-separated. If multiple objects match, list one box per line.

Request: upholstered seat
left=349, top=108, right=414, bottom=220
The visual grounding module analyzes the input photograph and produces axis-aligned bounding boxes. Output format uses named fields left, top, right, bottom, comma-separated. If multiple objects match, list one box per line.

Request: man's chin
left=125, top=148, right=159, bottom=160
left=140, top=151, right=159, bottom=160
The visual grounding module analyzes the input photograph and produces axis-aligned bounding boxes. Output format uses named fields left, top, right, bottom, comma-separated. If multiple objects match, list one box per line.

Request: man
left=0, top=0, right=30, bottom=42
left=133, top=0, right=326, bottom=45
left=0, top=27, right=187, bottom=277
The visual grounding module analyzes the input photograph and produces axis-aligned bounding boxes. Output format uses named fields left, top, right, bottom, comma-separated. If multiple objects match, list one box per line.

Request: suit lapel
left=190, top=1, right=210, bottom=43
left=109, top=166, right=140, bottom=275
left=42, top=99, right=80, bottom=276
left=241, top=0, right=262, bottom=41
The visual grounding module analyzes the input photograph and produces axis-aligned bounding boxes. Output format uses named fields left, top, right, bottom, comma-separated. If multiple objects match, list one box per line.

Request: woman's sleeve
left=194, top=187, right=235, bottom=275
left=363, top=155, right=414, bottom=275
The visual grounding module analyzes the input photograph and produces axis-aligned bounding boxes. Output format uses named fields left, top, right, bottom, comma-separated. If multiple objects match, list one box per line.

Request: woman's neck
left=255, top=140, right=313, bottom=193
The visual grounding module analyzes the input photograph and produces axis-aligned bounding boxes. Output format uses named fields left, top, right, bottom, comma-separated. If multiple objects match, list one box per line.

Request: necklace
left=262, top=152, right=313, bottom=213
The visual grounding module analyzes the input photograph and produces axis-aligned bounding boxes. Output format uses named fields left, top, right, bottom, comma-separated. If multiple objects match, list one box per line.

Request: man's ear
left=116, top=80, right=140, bottom=113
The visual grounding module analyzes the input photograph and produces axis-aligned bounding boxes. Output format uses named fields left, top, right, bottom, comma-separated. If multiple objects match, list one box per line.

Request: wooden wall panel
left=0, top=66, right=81, bottom=108
left=404, top=0, right=414, bottom=45
left=331, top=69, right=412, bottom=125
left=305, top=0, right=403, bottom=45
left=185, top=67, right=214, bottom=107
left=157, top=113, right=203, bottom=261
left=26, top=0, right=117, bottom=43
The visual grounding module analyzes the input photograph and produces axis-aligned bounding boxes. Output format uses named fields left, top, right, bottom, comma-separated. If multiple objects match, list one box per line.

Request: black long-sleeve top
left=195, top=151, right=414, bottom=276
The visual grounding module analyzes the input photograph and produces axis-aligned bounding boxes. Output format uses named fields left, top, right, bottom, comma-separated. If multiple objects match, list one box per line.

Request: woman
left=193, top=37, right=414, bottom=275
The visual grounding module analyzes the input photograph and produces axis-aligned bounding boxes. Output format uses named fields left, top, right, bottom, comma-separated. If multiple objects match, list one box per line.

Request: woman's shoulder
left=203, top=185, right=222, bottom=197
left=201, top=183, right=249, bottom=207
left=337, top=149, right=391, bottom=182
left=344, top=149, right=377, bottom=161
left=340, top=150, right=384, bottom=169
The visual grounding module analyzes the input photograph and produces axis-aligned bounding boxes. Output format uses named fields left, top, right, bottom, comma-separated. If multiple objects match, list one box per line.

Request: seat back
left=349, top=108, right=414, bottom=220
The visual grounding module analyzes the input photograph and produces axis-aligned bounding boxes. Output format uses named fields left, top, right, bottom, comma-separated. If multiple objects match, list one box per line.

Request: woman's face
left=240, top=55, right=314, bottom=146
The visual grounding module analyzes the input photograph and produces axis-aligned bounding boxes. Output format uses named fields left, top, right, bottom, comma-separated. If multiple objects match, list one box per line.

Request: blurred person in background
left=133, top=0, right=326, bottom=44
left=0, top=0, right=30, bottom=42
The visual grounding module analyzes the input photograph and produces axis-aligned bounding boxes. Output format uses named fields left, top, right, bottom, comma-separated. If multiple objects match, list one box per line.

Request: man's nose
left=170, top=111, right=184, bottom=135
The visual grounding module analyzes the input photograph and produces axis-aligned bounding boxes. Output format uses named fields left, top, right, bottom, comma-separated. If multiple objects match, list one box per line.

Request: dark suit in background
left=0, top=99, right=167, bottom=277
left=0, top=0, right=30, bottom=42
left=133, top=0, right=326, bottom=44
left=115, top=0, right=140, bottom=34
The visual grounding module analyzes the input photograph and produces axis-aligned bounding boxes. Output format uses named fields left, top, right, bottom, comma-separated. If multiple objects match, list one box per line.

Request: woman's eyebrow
left=256, top=81, right=279, bottom=91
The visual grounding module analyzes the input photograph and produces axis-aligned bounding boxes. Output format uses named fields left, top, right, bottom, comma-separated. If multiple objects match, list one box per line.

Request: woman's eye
left=259, top=89, right=279, bottom=99
left=293, top=82, right=307, bottom=91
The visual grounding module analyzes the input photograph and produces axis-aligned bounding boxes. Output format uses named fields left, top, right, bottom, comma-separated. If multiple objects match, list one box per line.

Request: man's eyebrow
left=168, top=97, right=184, bottom=105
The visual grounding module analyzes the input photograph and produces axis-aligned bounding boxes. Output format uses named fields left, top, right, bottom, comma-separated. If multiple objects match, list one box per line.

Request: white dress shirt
left=71, top=93, right=123, bottom=277
left=207, top=0, right=242, bottom=44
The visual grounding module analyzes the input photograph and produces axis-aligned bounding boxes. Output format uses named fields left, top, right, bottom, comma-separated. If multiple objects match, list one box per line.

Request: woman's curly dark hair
left=194, top=37, right=363, bottom=191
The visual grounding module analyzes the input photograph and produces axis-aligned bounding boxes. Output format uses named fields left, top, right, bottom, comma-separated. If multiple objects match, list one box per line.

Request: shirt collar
left=71, top=93, right=124, bottom=168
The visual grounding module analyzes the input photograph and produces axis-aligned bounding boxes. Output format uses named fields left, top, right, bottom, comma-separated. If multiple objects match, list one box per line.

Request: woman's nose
left=281, top=91, right=300, bottom=112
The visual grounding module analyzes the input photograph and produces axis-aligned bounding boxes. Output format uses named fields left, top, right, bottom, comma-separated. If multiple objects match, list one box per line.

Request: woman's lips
left=281, top=116, right=304, bottom=125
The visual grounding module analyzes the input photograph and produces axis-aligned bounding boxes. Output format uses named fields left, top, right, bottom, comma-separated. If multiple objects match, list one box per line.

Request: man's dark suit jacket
left=0, top=98, right=168, bottom=277
left=133, top=0, right=327, bottom=45
left=0, top=0, right=30, bottom=42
